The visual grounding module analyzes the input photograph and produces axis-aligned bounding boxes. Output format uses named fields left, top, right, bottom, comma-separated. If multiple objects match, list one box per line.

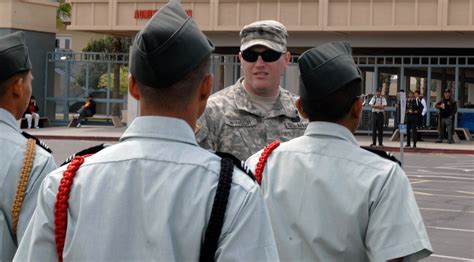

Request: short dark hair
left=302, top=79, right=362, bottom=122
left=137, top=55, right=211, bottom=107
left=414, top=90, right=420, bottom=95
left=0, top=70, right=30, bottom=98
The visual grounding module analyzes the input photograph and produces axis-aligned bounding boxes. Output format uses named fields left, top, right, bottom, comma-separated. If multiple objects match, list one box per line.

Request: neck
left=139, top=105, right=197, bottom=131
left=242, top=80, right=280, bottom=97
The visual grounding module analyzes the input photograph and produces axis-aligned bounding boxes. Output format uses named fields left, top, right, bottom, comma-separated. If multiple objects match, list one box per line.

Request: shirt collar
left=0, top=108, right=21, bottom=133
left=234, top=77, right=298, bottom=118
left=120, top=116, right=198, bottom=146
left=304, top=121, right=358, bottom=146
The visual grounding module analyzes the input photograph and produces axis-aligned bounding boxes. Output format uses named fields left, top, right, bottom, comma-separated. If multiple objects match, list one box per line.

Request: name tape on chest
left=284, top=122, right=308, bottom=129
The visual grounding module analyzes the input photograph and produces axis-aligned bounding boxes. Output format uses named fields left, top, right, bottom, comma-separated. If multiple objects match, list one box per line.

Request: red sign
left=134, top=9, right=192, bottom=19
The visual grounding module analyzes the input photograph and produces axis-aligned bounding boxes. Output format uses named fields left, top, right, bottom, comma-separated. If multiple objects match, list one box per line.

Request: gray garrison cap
left=240, top=20, right=288, bottom=53
left=298, top=41, right=361, bottom=101
left=129, top=1, right=215, bottom=89
left=0, top=31, right=32, bottom=83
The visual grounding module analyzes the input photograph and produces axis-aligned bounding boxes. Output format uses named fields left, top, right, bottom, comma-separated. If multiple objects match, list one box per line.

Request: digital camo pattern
left=196, top=78, right=307, bottom=160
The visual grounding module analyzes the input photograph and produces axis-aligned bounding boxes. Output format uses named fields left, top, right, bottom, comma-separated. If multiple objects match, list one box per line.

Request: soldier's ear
left=128, top=74, right=140, bottom=101
left=351, top=96, right=363, bottom=120
left=295, top=98, right=309, bottom=119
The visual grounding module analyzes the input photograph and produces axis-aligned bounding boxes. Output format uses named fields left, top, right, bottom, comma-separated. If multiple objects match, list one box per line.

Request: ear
left=128, top=74, right=140, bottom=101
left=295, top=98, right=309, bottom=119
left=11, top=77, right=24, bottom=98
left=197, top=74, right=213, bottom=116
left=283, top=51, right=291, bottom=68
left=351, top=97, right=363, bottom=120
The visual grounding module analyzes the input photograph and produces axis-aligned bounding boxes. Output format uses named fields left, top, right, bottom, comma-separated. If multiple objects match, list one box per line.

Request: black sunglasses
left=241, top=49, right=283, bottom=63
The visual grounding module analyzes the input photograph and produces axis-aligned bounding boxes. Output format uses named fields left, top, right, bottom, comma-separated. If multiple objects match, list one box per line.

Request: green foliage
left=75, top=36, right=132, bottom=91
left=98, top=65, right=129, bottom=94
left=56, top=0, right=71, bottom=28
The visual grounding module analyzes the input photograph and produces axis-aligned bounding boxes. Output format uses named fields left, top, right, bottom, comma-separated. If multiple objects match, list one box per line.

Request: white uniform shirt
left=0, top=108, right=57, bottom=261
left=246, top=122, right=432, bottom=262
left=369, top=95, right=387, bottom=113
left=14, top=116, right=278, bottom=262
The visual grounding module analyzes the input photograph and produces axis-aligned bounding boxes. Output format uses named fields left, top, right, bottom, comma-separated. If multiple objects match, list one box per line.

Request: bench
left=68, top=115, right=123, bottom=128
left=20, top=117, right=51, bottom=128
left=390, top=128, right=469, bottom=143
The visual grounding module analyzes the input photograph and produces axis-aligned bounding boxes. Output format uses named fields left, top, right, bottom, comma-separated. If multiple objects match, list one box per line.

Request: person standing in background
left=405, top=91, right=422, bottom=148
left=369, top=88, right=387, bottom=147
left=435, top=89, right=457, bottom=144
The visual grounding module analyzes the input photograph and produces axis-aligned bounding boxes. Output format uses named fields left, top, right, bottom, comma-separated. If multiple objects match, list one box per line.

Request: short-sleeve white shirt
left=247, top=121, right=432, bottom=261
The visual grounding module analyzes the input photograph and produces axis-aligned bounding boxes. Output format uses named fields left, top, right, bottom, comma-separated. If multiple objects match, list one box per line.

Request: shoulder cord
left=254, top=141, right=281, bottom=185
left=54, top=155, right=90, bottom=262
left=199, top=157, right=234, bottom=262
left=11, top=138, right=36, bottom=239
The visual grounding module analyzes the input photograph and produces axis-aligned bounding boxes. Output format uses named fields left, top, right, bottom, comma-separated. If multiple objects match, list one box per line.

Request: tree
left=79, top=36, right=132, bottom=116
left=56, top=0, right=71, bottom=28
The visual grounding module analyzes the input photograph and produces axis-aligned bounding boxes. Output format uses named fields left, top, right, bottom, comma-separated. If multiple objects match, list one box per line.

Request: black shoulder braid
left=60, top=144, right=109, bottom=166
left=21, top=131, right=52, bottom=153
left=361, top=146, right=402, bottom=166
left=214, top=151, right=255, bottom=181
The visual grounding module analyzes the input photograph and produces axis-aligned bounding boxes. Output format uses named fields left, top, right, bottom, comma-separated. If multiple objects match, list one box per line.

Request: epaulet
left=21, top=131, right=52, bottom=153
left=361, top=146, right=402, bottom=166
left=214, top=151, right=255, bottom=181
left=60, top=143, right=110, bottom=166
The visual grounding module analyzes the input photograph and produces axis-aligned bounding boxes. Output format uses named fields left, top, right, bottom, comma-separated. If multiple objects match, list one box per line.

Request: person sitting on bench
left=24, top=95, right=40, bottom=128
left=74, top=95, right=96, bottom=128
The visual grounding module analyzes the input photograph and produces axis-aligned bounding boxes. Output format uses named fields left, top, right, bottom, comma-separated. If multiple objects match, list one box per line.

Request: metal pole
left=455, top=64, right=459, bottom=128
left=64, top=58, right=70, bottom=121
left=107, top=62, right=111, bottom=116
left=427, top=67, right=432, bottom=128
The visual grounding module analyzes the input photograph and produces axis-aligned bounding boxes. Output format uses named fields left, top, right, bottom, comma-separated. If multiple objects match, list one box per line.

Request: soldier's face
left=239, top=45, right=290, bottom=97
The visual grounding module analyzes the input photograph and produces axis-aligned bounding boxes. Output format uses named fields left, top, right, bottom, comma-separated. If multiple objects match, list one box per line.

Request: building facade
left=58, top=0, right=474, bottom=131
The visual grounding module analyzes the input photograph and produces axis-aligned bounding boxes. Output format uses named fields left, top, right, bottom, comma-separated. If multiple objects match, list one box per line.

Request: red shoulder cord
left=54, top=154, right=91, bottom=262
left=254, top=141, right=281, bottom=185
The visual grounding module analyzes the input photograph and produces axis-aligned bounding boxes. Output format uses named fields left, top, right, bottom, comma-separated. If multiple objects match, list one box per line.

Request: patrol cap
left=240, top=20, right=288, bottom=53
left=129, top=1, right=215, bottom=89
left=298, top=41, right=361, bottom=101
left=0, top=31, right=32, bottom=83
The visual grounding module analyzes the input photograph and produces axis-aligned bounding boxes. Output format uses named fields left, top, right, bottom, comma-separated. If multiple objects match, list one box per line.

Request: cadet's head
left=414, top=90, right=421, bottom=97
left=128, top=2, right=214, bottom=126
left=239, top=20, right=290, bottom=97
left=408, top=91, right=415, bottom=98
left=296, top=41, right=362, bottom=132
left=443, top=89, right=451, bottom=99
left=375, top=88, right=381, bottom=96
left=0, top=31, right=33, bottom=120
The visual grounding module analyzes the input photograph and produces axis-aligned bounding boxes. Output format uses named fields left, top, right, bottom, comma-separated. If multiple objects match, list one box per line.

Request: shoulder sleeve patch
left=361, top=146, right=402, bottom=166
left=21, top=131, right=52, bottom=153
left=60, top=143, right=110, bottom=166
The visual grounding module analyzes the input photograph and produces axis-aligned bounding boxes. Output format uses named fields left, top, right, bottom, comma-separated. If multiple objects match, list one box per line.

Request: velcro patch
left=225, top=118, right=257, bottom=127
left=284, top=122, right=308, bottom=129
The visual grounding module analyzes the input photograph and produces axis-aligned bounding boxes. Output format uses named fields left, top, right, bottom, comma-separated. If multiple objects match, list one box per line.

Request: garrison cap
left=240, top=20, right=288, bottom=53
left=0, top=31, right=32, bottom=83
left=298, top=41, right=361, bottom=101
left=129, top=1, right=214, bottom=89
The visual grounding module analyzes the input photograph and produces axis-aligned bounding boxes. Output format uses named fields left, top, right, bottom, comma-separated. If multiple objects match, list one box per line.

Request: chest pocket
left=225, top=118, right=258, bottom=127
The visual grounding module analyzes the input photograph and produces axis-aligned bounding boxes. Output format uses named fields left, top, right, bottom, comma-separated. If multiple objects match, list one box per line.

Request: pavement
left=23, top=125, right=474, bottom=154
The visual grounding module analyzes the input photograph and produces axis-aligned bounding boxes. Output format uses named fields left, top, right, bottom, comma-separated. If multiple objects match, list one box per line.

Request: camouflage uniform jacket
left=196, top=78, right=307, bottom=160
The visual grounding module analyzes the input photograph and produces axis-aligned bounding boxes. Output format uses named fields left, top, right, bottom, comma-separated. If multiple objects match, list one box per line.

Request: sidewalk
left=24, top=126, right=474, bottom=154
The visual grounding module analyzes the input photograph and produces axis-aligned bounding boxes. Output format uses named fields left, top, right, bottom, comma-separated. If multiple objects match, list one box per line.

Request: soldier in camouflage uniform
left=196, top=20, right=306, bottom=160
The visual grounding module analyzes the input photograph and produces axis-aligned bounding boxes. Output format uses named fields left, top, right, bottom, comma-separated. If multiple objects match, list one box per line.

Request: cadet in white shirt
left=247, top=42, right=432, bottom=262
left=0, top=31, right=57, bottom=261
left=369, top=88, right=387, bottom=147
left=14, top=2, right=278, bottom=261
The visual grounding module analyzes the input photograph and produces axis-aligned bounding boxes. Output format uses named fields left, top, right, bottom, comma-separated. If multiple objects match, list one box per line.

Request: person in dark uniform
left=435, top=89, right=457, bottom=144
left=405, top=91, right=422, bottom=148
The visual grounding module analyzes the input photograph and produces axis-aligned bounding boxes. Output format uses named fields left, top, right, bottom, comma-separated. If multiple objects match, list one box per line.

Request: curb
left=382, top=146, right=474, bottom=155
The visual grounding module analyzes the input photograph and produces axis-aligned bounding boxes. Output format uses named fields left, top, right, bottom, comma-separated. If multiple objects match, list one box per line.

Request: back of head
left=129, top=1, right=214, bottom=90
left=240, top=20, right=288, bottom=52
left=0, top=31, right=32, bottom=98
left=298, top=41, right=362, bottom=122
